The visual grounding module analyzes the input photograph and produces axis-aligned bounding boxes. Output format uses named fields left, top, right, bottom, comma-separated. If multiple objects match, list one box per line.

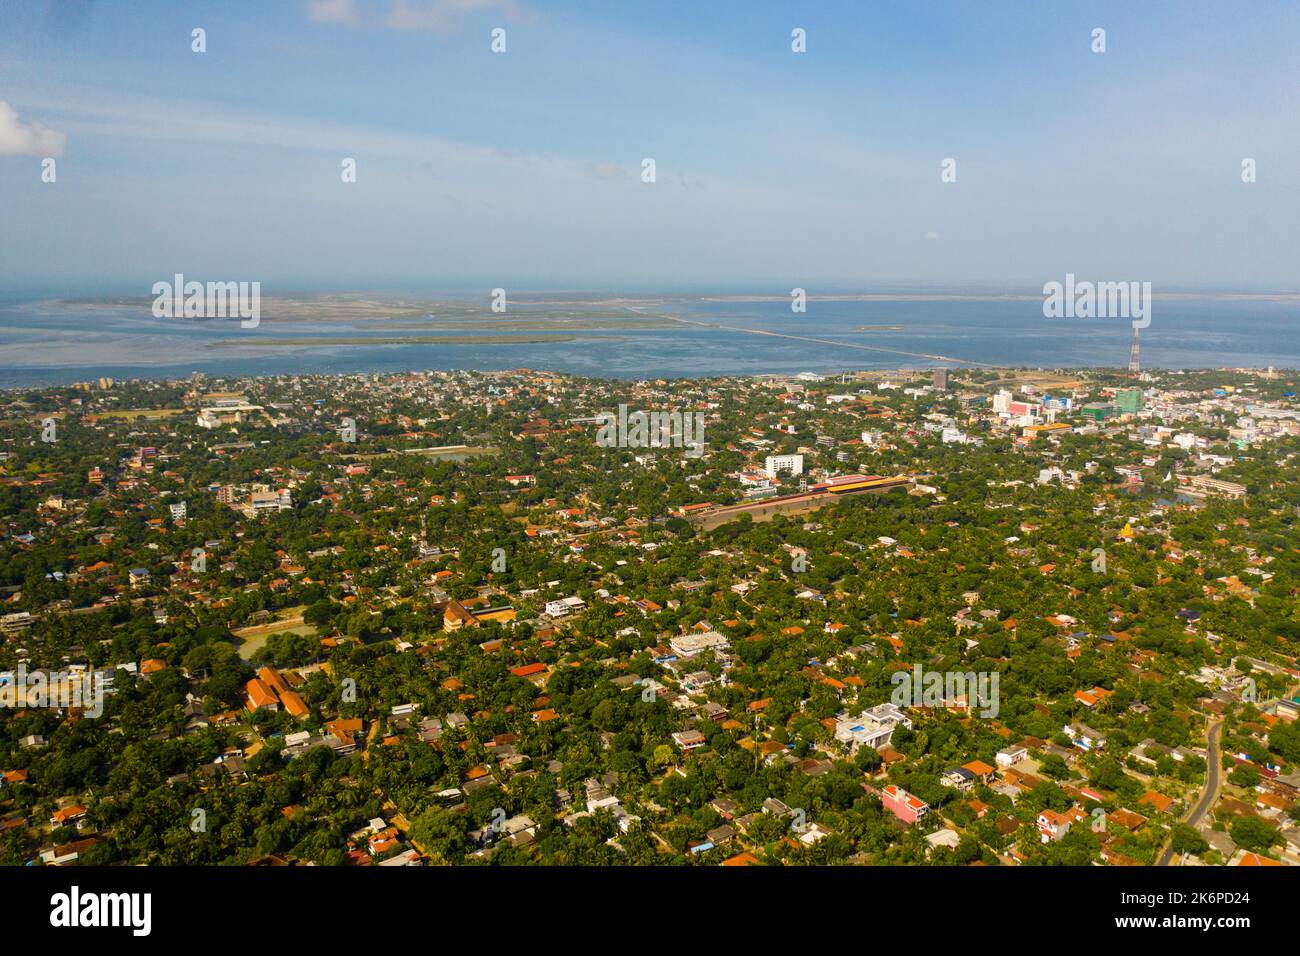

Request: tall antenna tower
left=1127, top=326, right=1140, bottom=375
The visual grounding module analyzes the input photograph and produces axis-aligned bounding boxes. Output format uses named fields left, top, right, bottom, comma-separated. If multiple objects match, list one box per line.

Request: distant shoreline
left=23, top=289, right=1300, bottom=313
left=3, top=364, right=1297, bottom=394
left=4, top=293, right=1298, bottom=387
left=208, top=334, right=603, bottom=348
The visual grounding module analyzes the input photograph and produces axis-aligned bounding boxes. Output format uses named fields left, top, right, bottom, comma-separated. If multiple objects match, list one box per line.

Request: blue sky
left=1, top=0, right=1297, bottom=293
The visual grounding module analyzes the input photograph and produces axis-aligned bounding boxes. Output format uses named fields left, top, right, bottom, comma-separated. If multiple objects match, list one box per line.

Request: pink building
left=881, top=784, right=929, bottom=824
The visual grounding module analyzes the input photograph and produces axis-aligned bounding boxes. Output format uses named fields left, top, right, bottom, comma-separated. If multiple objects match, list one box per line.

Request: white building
left=764, top=454, right=804, bottom=479
left=996, top=746, right=1027, bottom=767
left=249, top=489, right=292, bottom=514
left=833, top=702, right=913, bottom=753
left=544, top=596, right=587, bottom=619
left=672, top=730, right=707, bottom=751
left=668, top=631, right=730, bottom=659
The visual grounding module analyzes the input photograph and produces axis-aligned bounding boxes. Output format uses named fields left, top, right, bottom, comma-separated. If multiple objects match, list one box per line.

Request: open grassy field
left=86, top=408, right=188, bottom=421
left=232, top=606, right=314, bottom=660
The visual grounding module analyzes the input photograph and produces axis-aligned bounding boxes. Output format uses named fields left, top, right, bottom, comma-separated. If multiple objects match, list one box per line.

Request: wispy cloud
left=17, top=91, right=625, bottom=186
left=384, top=0, right=521, bottom=32
left=0, top=101, right=67, bottom=157
left=587, top=161, right=625, bottom=180
left=306, top=0, right=524, bottom=32
left=306, top=0, right=360, bottom=26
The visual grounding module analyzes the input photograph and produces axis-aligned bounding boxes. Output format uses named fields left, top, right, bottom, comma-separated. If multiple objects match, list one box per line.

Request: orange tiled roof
left=245, top=678, right=279, bottom=710
left=327, top=718, right=362, bottom=739
left=1238, top=852, right=1282, bottom=866
left=1139, top=791, right=1174, bottom=814
left=279, top=689, right=310, bottom=719
left=257, top=666, right=291, bottom=696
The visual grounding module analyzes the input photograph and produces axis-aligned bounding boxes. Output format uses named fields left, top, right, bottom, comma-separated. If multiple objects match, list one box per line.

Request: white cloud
left=306, top=0, right=360, bottom=26
left=587, top=161, right=624, bottom=180
left=0, top=101, right=67, bottom=157
left=925, top=231, right=940, bottom=241
left=383, top=0, right=521, bottom=31
left=20, top=91, right=584, bottom=177
left=307, top=0, right=523, bottom=31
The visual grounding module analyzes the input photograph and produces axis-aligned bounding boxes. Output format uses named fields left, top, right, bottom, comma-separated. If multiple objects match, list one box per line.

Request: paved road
left=1156, top=718, right=1223, bottom=866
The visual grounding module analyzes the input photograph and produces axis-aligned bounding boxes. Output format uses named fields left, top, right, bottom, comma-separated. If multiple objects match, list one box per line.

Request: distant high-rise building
left=1128, top=327, right=1140, bottom=374
left=932, top=368, right=949, bottom=391
left=765, top=454, right=804, bottom=479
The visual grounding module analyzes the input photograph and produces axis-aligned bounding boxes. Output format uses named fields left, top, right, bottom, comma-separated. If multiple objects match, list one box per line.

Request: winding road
left=1156, top=718, right=1223, bottom=866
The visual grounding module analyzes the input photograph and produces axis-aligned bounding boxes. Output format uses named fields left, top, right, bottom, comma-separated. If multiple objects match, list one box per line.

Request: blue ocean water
left=0, top=293, right=1297, bottom=387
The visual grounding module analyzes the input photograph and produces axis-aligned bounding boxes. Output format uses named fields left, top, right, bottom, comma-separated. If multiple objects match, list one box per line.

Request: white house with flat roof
left=544, top=596, right=586, bottom=618
left=668, top=631, right=730, bottom=659
left=834, top=703, right=912, bottom=753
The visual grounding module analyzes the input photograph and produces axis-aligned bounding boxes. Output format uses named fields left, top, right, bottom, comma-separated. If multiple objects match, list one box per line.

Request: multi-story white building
left=1186, top=475, right=1247, bottom=499
left=996, top=746, right=1028, bottom=767
left=248, top=489, right=292, bottom=515
left=544, top=596, right=587, bottom=619
left=764, top=454, right=804, bottom=479
left=833, top=702, right=913, bottom=753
